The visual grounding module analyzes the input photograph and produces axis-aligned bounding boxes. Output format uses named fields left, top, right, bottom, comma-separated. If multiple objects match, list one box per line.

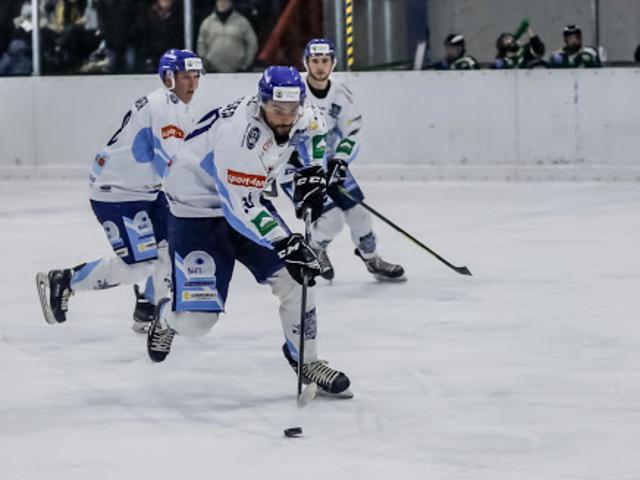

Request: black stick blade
left=454, top=265, right=473, bottom=276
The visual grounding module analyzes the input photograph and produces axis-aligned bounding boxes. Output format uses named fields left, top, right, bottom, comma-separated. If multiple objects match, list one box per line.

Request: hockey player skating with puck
left=36, top=49, right=203, bottom=333
left=280, top=38, right=405, bottom=282
left=148, top=66, right=352, bottom=397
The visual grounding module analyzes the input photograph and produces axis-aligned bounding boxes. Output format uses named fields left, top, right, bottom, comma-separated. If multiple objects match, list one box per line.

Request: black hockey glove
left=272, top=234, right=321, bottom=286
left=293, top=165, right=326, bottom=222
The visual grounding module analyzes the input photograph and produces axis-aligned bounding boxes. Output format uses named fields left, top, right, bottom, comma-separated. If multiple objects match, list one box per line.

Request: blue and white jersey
left=305, top=77, right=362, bottom=164
left=89, top=87, right=196, bottom=202
left=164, top=95, right=326, bottom=247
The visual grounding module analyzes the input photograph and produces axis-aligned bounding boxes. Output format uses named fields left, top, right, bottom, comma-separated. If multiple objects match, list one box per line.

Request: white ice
left=1, top=180, right=639, bottom=480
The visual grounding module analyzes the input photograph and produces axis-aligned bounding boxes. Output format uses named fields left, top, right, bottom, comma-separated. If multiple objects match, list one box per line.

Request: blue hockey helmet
left=304, top=38, right=336, bottom=61
left=158, top=49, right=203, bottom=81
left=258, top=66, right=306, bottom=104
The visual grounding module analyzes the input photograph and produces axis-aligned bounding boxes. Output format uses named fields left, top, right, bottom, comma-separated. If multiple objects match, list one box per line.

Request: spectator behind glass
left=492, top=29, right=546, bottom=69
left=548, top=25, right=601, bottom=68
left=39, top=0, right=100, bottom=74
left=0, top=0, right=24, bottom=57
left=197, top=0, right=258, bottom=73
left=133, top=0, right=184, bottom=73
left=431, top=33, right=480, bottom=70
left=0, top=2, right=33, bottom=75
left=95, top=0, right=136, bottom=73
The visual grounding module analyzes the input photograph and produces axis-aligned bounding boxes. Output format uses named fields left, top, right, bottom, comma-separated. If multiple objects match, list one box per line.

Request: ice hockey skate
left=282, top=343, right=353, bottom=398
left=355, top=249, right=406, bottom=282
left=312, top=245, right=335, bottom=281
left=147, top=299, right=176, bottom=363
left=35, top=269, right=73, bottom=324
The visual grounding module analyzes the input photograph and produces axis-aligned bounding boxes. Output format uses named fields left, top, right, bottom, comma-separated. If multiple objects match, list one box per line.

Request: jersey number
left=107, top=110, right=133, bottom=146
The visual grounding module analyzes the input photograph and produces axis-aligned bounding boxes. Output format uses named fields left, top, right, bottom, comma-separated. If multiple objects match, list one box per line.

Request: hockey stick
left=297, top=208, right=318, bottom=407
left=337, top=186, right=472, bottom=276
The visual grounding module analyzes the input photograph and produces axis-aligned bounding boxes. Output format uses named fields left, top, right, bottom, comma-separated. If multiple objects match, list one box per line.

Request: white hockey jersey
left=164, top=95, right=327, bottom=248
left=304, top=77, right=362, bottom=164
left=89, top=87, right=196, bottom=202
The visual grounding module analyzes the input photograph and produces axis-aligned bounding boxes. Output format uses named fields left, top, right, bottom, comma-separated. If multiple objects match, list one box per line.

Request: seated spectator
left=133, top=0, right=184, bottom=73
left=0, top=2, right=33, bottom=75
left=492, top=29, right=546, bottom=69
left=0, top=0, right=24, bottom=57
left=431, top=33, right=480, bottom=70
left=548, top=25, right=601, bottom=68
left=40, top=0, right=99, bottom=74
left=197, top=0, right=258, bottom=73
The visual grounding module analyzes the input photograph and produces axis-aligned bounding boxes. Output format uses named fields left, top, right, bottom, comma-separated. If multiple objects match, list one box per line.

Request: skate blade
left=373, top=274, right=407, bottom=283
left=35, top=272, right=57, bottom=325
left=318, top=388, right=354, bottom=399
left=297, top=382, right=318, bottom=407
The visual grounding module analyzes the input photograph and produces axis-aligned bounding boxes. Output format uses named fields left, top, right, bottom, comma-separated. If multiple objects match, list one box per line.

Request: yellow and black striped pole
left=345, top=0, right=354, bottom=70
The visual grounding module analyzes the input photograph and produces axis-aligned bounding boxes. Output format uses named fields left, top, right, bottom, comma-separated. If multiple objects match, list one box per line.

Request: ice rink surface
left=1, top=179, right=639, bottom=480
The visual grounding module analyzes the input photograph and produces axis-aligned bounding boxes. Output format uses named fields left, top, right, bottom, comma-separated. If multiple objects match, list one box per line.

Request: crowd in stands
left=429, top=23, right=603, bottom=70
left=0, top=0, right=270, bottom=75
left=1, top=3, right=639, bottom=76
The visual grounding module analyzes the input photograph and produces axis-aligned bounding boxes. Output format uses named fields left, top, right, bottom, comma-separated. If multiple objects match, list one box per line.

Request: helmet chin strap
left=165, top=71, right=176, bottom=91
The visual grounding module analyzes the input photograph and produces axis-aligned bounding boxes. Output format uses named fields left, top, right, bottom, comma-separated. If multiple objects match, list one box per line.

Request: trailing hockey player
left=280, top=38, right=405, bottom=282
left=148, top=66, right=352, bottom=397
left=548, top=25, right=601, bottom=69
left=35, top=49, right=203, bottom=333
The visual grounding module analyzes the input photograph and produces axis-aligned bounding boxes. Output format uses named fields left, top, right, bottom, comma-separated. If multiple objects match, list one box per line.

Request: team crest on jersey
left=161, top=125, right=185, bottom=140
left=227, top=169, right=266, bottom=188
left=95, top=154, right=107, bottom=167
left=169, top=93, right=180, bottom=104
left=135, top=96, right=149, bottom=111
left=329, top=103, right=342, bottom=119
left=245, top=127, right=261, bottom=150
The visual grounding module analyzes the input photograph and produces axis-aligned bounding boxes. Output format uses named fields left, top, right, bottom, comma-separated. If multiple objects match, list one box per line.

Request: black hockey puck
left=283, top=426, right=303, bottom=438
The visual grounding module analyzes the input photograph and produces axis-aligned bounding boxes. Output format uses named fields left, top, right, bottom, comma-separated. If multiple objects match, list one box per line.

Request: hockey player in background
left=548, top=25, right=601, bottom=68
left=148, top=66, right=352, bottom=397
left=36, top=49, right=203, bottom=333
left=431, top=34, right=480, bottom=70
left=280, top=38, right=405, bottom=282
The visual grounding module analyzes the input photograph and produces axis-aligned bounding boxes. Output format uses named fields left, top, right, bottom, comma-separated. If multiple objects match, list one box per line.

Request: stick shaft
left=337, top=187, right=472, bottom=276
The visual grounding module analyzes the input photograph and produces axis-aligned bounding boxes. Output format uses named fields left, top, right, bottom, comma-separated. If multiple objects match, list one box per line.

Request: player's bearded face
left=171, top=71, right=200, bottom=104
left=263, top=101, right=301, bottom=137
left=307, top=56, right=332, bottom=82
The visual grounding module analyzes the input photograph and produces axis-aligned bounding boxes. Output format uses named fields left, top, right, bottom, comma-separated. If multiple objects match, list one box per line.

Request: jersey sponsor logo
left=161, top=125, right=185, bottom=140
left=312, top=134, right=327, bottom=159
left=250, top=211, right=278, bottom=236
left=246, top=126, right=261, bottom=150
left=227, top=169, right=266, bottom=189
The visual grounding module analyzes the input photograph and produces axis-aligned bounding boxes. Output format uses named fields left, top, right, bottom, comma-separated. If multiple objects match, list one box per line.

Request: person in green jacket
left=548, top=25, right=601, bottom=68
left=492, top=28, right=546, bottom=69
left=431, top=34, right=480, bottom=70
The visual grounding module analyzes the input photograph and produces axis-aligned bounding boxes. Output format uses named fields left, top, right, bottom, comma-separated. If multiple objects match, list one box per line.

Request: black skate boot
left=355, top=249, right=406, bottom=282
left=312, top=246, right=335, bottom=281
left=147, top=298, right=176, bottom=363
left=35, top=269, right=73, bottom=324
left=132, top=284, right=155, bottom=334
left=282, top=343, right=353, bottom=398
